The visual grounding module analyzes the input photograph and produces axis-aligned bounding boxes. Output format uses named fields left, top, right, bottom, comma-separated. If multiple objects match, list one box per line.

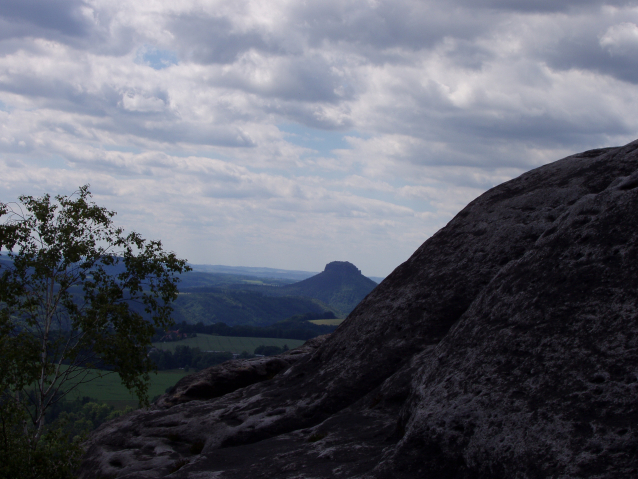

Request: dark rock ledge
left=80, top=140, right=638, bottom=478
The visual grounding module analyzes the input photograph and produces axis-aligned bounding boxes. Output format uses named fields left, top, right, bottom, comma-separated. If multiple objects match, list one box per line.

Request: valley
left=172, top=260, right=380, bottom=324
left=55, top=260, right=375, bottom=421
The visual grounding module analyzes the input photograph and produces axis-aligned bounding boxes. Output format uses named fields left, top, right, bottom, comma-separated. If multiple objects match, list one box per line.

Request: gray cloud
left=0, top=0, right=90, bottom=37
left=455, top=0, right=634, bottom=13
left=545, top=34, right=638, bottom=84
left=215, top=54, right=351, bottom=104
left=301, top=1, right=488, bottom=51
left=170, top=14, right=273, bottom=64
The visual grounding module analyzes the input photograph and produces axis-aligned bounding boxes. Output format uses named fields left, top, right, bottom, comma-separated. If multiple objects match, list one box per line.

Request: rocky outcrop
left=156, top=335, right=330, bottom=408
left=80, top=141, right=638, bottom=478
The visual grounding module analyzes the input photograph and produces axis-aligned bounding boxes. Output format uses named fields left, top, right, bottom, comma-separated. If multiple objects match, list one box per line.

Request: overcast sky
left=1, top=0, right=637, bottom=277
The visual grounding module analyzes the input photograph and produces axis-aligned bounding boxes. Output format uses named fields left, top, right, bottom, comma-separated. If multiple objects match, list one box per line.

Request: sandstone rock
left=80, top=141, right=638, bottom=478
left=156, top=335, right=330, bottom=408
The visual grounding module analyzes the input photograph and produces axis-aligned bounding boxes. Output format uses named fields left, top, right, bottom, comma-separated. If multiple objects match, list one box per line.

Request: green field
left=152, top=334, right=305, bottom=353
left=309, top=318, right=344, bottom=326
left=62, top=368, right=190, bottom=407
left=53, top=336, right=307, bottom=408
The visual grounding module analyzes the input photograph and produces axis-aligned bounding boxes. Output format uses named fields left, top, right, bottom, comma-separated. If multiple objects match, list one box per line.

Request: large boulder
left=80, top=140, right=638, bottom=478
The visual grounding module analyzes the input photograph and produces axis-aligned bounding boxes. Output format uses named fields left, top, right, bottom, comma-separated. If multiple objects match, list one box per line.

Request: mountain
left=275, top=261, right=378, bottom=316
left=82, top=140, right=638, bottom=478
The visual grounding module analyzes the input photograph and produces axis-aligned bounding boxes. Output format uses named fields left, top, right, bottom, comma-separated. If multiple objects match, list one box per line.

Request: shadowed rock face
left=80, top=141, right=638, bottom=478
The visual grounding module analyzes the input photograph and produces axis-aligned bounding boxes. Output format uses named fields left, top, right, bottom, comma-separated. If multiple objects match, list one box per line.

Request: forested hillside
left=171, top=288, right=335, bottom=326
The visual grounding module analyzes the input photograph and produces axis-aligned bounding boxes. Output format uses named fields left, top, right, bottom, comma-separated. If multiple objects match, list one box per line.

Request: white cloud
left=120, top=91, right=166, bottom=112
left=599, top=22, right=638, bottom=54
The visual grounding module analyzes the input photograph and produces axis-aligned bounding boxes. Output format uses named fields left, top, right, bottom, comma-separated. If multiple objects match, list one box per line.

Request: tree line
left=148, top=343, right=292, bottom=371
left=148, top=346, right=234, bottom=371
left=157, top=312, right=337, bottom=342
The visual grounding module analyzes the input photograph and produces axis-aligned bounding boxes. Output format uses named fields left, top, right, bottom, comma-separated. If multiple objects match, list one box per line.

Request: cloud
left=1, top=0, right=638, bottom=276
left=600, top=21, right=638, bottom=53
left=0, top=0, right=91, bottom=38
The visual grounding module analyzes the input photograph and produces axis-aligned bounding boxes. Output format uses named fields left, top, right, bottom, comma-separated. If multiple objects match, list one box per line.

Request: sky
left=1, top=0, right=638, bottom=277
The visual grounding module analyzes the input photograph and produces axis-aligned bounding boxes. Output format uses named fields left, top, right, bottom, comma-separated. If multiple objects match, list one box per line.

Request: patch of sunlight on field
left=152, top=334, right=305, bottom=353
left=308, top=318, right=344, bottom=326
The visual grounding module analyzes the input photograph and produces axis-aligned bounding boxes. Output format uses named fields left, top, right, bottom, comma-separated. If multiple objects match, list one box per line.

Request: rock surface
left=80, top=141, right=638, bottom=478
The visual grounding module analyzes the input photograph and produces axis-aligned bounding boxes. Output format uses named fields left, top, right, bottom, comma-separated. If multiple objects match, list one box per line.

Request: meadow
left=57, top=335, right=307, bottom=408
left=62, top=368, right=190, bottom=408
left=309, top=318, right=344, bottom=326
left=152, top=334, right=305, bottom=353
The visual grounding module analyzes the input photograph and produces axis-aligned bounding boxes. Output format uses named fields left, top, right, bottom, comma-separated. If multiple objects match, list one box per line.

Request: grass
left=308, top=318, right=344, bottom=326
left=62, top=368, right=190, bottom=407
left=152, top=334, right=305, bottom=353
left=54, top=335, right=307, bottom=407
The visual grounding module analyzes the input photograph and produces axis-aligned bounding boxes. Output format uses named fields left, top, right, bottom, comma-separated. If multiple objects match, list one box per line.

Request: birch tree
left=0, top=185, right=189, bottom=471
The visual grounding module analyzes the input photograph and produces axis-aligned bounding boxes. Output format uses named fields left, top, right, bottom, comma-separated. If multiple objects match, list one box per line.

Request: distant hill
left=0, top=253, right=379, bottom=324
left=1, top=254, right=383, bottom=285
left=178, top=271, right=296, bottom=289
left=171, top=288, right=335, bottom=327
left=189, top=263, right=384, bottom=284
left=275, top=261, right=378, bottom=316
left=188, top=264, right=318, bottom=282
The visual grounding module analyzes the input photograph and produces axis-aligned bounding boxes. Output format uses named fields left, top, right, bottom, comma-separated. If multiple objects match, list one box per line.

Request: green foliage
left=152, top=333, right=304, bottom=354
left=155, top=318, right=336, bottom=341
left=171, top=288, right=334, bottom=326
left=46, top=396, right=134, bottom=442
left=0, top=399, right=83, bottom=479
left=0, top=185, right=189, bottom=472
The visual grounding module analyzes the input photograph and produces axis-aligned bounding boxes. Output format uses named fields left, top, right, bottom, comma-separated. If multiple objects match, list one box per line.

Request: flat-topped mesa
left=323, top=260, right=362, bottom=275
left=80, top=140, right=638, bottom=479
left=276, top=260, right=377, bottom=315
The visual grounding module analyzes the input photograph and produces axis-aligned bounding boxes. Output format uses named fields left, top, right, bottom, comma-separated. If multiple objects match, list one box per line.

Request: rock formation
left=80, top=140, right=638, bottom=478
left=276, top=260, right=378, bottom=316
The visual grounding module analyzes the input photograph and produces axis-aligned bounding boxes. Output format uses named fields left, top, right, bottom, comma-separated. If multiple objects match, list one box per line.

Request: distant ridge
left=188, top=264, right=317, bottom=282
left=189, top=262, right=384, bottom=284
left=277, top=261, right=378, bottom=316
